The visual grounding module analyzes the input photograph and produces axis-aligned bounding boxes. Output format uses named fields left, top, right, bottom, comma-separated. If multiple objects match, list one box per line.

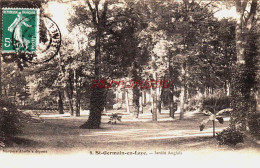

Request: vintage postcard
left=0, top=0, right=259, bottom=167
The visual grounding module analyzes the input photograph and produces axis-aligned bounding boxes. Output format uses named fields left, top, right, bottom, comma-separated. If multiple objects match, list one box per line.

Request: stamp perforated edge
left=1, top=7, right=40, bottom=53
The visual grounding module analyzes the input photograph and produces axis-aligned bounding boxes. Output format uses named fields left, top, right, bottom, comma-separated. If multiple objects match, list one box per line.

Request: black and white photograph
left=0, top=0, right=260, bottom=167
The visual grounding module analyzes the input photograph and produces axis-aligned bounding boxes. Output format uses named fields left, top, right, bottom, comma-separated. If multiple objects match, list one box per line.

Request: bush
left=187, top=97, right=201, bottom=111
left=0, top=98, right=26, bottom=139
left=248, top=113, right=260, bottom=137
left=216, top=128, right=244, bottom=146
left=201, top=93, right=230, bottom=113
left=108, top=113, right=122, bottom=124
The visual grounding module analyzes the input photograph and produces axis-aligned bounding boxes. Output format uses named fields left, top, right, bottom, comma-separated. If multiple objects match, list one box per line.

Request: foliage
left=216, top=127, right=244, bottom=146
left=186, top=94, right=203, bottom=111
left=0, top=98, right=32, bottom=147
left=230, top=29, right=259, bottom=130
left=229, top=0, right=258, bottom=131
left=199, top=91, right=232, bottom=137
left=108, top=113, right=122, bottom=125
left=1, top=62, right=29, bottom=102
left=248, top=113, right=260, bottom=137
left=201, top=92, right=231, bottom=113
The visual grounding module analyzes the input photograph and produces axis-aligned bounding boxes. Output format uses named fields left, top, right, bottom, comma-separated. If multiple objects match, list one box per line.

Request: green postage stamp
left=2, top=8, right=39, bottom=52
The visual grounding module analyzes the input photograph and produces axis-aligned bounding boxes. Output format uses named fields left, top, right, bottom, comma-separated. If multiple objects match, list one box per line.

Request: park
left=0, top=0, right=260, bottom=158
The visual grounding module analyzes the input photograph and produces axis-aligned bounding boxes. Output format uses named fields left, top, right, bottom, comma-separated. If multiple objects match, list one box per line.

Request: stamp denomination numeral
left=4, top=38, right=11, bottom=47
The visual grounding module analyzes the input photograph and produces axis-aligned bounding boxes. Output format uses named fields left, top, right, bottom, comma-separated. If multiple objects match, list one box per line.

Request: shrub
left=248, top=113, right=260, bottom=137
left=108, top=113, right=122, bottom=124
left=201, top=93, right=231, bottom=113
left=0, top=98, right=27, bottom=139
left=216, top=128, right=244, bottom=146
left=187, top=97, right=201, bottom=111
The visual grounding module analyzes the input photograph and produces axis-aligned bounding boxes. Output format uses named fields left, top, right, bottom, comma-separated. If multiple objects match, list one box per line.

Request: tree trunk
left=58, top=91, right=64, bottom=114
left=169, top=89, right=175, bottom=118
left=68, top=96, right=74, bottom=116
left=151, top=80, right=157, bottom=121
left=80, top=1, right=108, bottom=129
left=104, top=106, right=107, bottom=113
left=158, top=87, right=162, bottom=114
left=230, top=0, right=257, bottom=131
left=133, top=87, right=140, bottom=117
left=179, top=85, right=185, bottom=120
left=75, top=95, right=80, bottom=117
left=213, top=120, right=215, bottom=137
left=116, top=89, right=119, bottom=104
left=125, top=89, right=130, bottom=113
left=142, top=89, right=146, bottom=105
left=75, top=70, right=81, bottom=117
left=179, top=64, right=186, bottom=120
left=169, top=82, right=175, bottom=118
left=80, top=87, right=106, bottom=129
left=168, top=53, right=175, bottom=118
left=135, top=102, right=140, bottom=118
left=225, top=81, right=230, bottom=96
left=66, top=81, right=74, bottom=116
left=139, top=94, right=143, bottom=114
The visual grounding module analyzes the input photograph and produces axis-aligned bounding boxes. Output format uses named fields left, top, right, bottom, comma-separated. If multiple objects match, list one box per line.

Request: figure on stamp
left=8, top=12, right=32, bottom=50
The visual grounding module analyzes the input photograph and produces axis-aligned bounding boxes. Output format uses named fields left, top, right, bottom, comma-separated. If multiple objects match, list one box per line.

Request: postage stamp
left=2, top=8, right=39, bottom=53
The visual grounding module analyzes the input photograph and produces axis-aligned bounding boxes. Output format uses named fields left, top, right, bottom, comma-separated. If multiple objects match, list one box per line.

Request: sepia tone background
left=0, top=2, right=259, bottom=165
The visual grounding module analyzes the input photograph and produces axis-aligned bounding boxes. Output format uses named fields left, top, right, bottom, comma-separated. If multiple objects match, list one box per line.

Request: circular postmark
left=12, top=15, right=61, bottom=64
left=33, top=16, right=62, bottom=64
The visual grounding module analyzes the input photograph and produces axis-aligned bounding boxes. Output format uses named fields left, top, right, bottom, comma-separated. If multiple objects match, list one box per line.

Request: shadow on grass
left=4, top=137, right=44, bottom=148
left=159, top=136, right=215, bottom=148
left=86, top=135, right=217, bottom=150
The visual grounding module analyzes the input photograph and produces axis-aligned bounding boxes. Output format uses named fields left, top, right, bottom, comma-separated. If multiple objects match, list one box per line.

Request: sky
left=45, top=1, right=239, bottom=36
left=214, top=6, right=239, bottom=20
left=44, top=1, right=71, bottom=36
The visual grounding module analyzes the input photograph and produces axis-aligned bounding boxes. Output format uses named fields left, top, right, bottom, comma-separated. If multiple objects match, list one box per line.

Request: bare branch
left=245, top=0, right=257, bottom=25
left=87, top=1, right=97, bottom=27
left=94, top=0, right=100, bottom=23
left=101, top=1, right=108, bottom=27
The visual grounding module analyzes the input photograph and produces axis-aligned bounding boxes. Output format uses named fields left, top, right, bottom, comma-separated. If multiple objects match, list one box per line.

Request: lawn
left=2, top=109, right=260, bottom=155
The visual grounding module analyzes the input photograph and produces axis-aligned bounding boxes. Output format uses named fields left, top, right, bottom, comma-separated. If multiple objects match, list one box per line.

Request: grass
left=1, top=109, right=260, bottom=155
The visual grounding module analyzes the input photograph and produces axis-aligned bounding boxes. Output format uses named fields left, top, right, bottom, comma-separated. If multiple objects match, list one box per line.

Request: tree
left=26, top=58, right=65, bottom=111
left=164, top=0, right=221, bottom=119
left=230, top=0, right=258, bottom=131
left=135, top=0, right=175, bottom=121
left=77, top=0, right=108, bottom=128
left=1, top=62, right=29, bottom=104
left=131, top=0, right=228, bottom=121
left=68, top=0, right=138, bottom=128
left=118, top=1, right=150, bottom=118
left=67, top=0, right=153, bottom=127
